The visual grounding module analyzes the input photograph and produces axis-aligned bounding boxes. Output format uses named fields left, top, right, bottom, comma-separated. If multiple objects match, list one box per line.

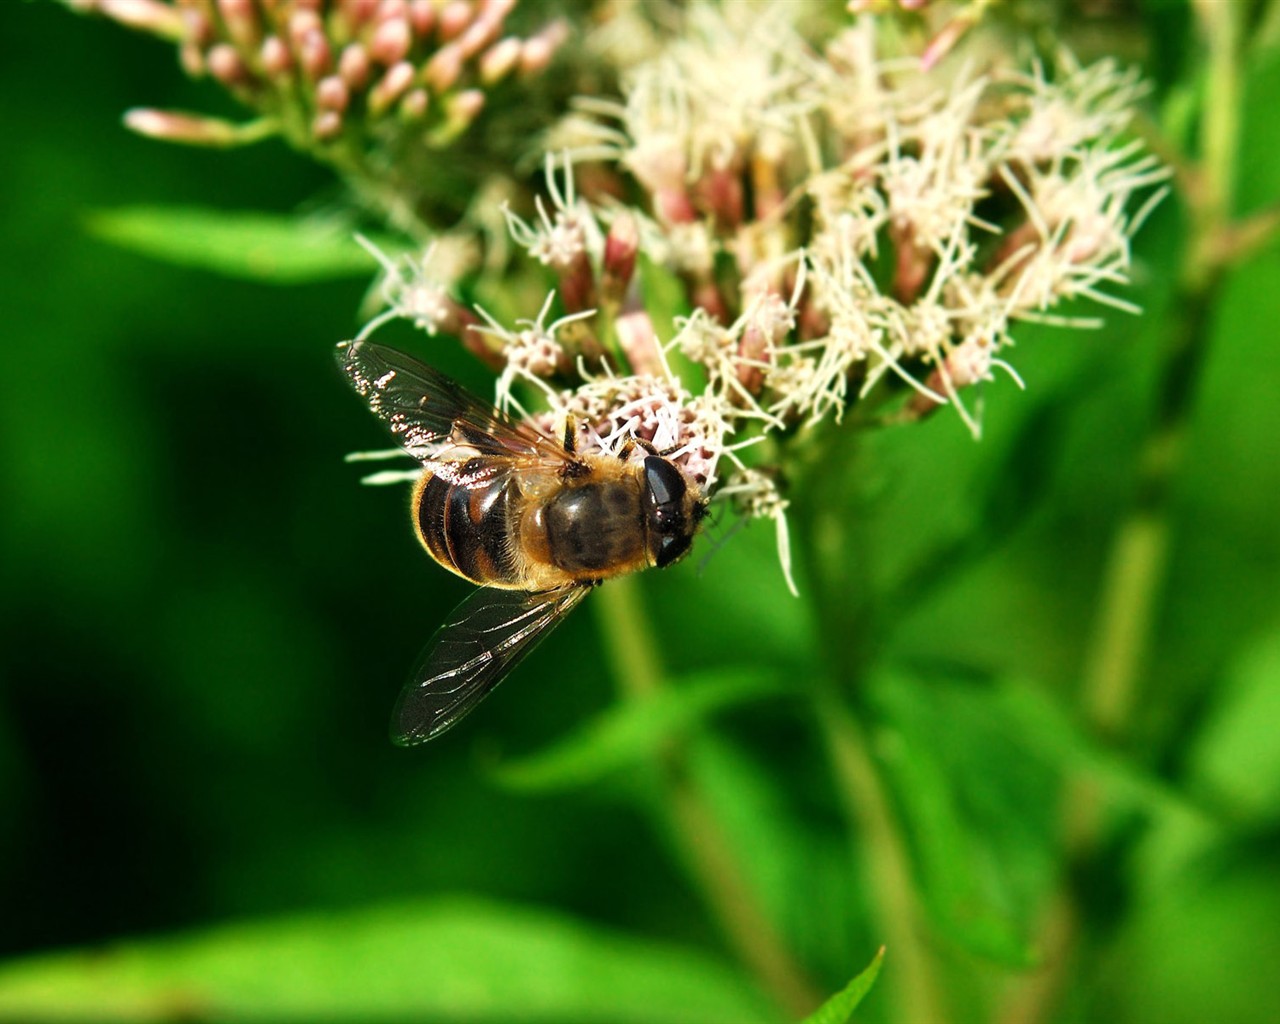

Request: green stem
left=816, top=691, right=950, bottom=1024
left=593, top=577, right=822, bottom=1020
left=1000, top=7, right=1244, bottom=1024
left=793, top=440, right=950, bottom=1024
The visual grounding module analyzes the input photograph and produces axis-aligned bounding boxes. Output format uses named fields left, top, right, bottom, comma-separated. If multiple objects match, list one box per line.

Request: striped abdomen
left=413, top=461, right=523, bottom=587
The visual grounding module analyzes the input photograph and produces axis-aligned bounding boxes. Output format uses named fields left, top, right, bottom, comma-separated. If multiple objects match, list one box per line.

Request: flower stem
left=816, top=689, right=950, bottom=1024
left=593, top=576, right=822, bottom=1019
left=793, top=435, right=950, bottom=1024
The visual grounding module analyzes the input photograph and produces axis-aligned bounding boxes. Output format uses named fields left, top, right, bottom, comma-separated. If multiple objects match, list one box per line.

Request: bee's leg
left=616, top=438, right=635, bottom=461
left=632, top=438, right=660, bottom=456
left=562, top=416, right=577, bottom=455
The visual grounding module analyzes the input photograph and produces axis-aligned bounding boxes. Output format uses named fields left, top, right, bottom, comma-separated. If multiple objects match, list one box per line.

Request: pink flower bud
left=437, top=2, right=473, bottom=42
left=124, top=107, right=271, bottom=147
left=370, top=16, right=411, bottom=66
left=98, top=0, right=185, bottom=41
left=312, top=109, right=343, bottom=142
left=260, top=35, right=291, bottom=78
left=179, top=6, right=213, bottom=46
left=457, top=16, right=499, bottom=59
left=207, top=44, right=251, bottom=88
left=479, top=37, right=520, bottom=85
left=408, top=0, right=436, bottom=38
left=616, top=308, right=664, bottom=377
left=601, top=213, right=639, bottom=306
left=369, top=61, right=416, bottom=115
left=425, top=43, right=463, bottom=92
left=341, top=0, right=382, bottom=30
left=338, top=43, right=371, bottom=90
left=316, top=75, right=349, bottom=112
left=216, top=0, right=260, bottom=48
left=298, top=28, right=332, bottom=80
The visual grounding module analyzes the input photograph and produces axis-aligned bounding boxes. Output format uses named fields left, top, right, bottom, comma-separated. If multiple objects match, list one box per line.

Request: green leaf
left=0, top=898, right=778, bottom=1024
left=85, top=206, right=399, bottom=284
left=869, top=671, right=1048, bottom=967
left=1189, top=627, right=1280, bottom=819
left=683, top=734, right=863, bottom=981
left=799, top=949, right=884, bottom=1024
left=488, top=670, right=788, bottom=792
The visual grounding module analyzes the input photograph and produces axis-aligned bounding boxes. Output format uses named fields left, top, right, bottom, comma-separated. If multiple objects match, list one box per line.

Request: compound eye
left=643, top=456, right=686, bottom=509
left=655, top=531, right=692, bottom=568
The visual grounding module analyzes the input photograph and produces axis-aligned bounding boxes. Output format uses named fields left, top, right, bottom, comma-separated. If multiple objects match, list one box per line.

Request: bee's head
left=641, top=456, right=706, bottom=568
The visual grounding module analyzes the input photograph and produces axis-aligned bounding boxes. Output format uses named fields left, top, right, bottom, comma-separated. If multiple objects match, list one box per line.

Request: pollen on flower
left=502, top=155, right=604, bottom=271
left=357, top=236, right=475, bottom=339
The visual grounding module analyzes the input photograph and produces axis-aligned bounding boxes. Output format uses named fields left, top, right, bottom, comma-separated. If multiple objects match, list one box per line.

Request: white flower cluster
left=360, top=4, right=1167, bottom=592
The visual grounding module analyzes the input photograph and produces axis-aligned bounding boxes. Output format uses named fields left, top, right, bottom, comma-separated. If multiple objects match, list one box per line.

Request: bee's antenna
left=696, top=508, right=745, bottom=576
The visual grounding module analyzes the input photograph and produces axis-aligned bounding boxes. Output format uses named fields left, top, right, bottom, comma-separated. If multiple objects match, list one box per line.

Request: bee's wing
left=392, top=584, right=592, bottom=745
left=337, top=339, right=571, bottom=464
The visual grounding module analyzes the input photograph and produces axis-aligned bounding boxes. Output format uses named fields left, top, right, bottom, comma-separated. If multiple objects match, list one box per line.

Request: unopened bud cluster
left=70, top=0, right=568, bottom=228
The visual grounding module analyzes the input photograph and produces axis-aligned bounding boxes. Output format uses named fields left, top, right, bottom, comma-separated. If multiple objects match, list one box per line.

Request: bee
left=338, top=340, right=708, bottom=745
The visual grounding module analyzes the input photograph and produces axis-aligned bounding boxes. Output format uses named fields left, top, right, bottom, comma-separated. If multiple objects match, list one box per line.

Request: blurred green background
left=3, top=3, right=1280, bottom=1023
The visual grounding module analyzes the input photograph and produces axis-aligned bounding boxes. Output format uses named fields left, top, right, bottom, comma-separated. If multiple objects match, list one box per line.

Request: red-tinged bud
left=407, top=0, right=436, bottom=38
left=457, top=15, right=501, bottom=59
left=615, top=307, right=664, bottom=377
left=372, top=0, right=408, bottom=22
left=425, top=43, right=463, bottom=92
left=695, top=165, right=744, bottom=231
left=480, top=0, right=517, bottom=22
left=97, top=0, right=185, bottom=41
left=370, top=16, right=411, bottom=66
left=124, top=107, right=274, bottom=147
left=216, top=0, right=259, bottom=48
left=313, top=109, right=343, bottom=142
left=298, top=28, right=331, bottom=80
left=601, top=213, right=639, bottom=307
left=338, top=43, right=370, bottom=90
left=437, top=1, right=473, bottom=42
left=479, top=38, right=520, bottom=85
left=370, top=62, right=416, bottom=115
left=287, top=8, right=322, bottom=46
left=179, top=6, right=214, bottom=47
left=518, top=21, right=567, bottom=77
left=260, top=35, right=291, bottom=77
left=557, top=250, right=596, bottom=315
left=207, top=44, right=252, bottom=88
left=316, top=75, right=349, bottom=112
left=691, top=278, right=730, bottom=324
left=654, top=187, right=698, bottom=225
left=341, top=0, right=382, bottom=31
left=890, top=222, right=931, bottom=304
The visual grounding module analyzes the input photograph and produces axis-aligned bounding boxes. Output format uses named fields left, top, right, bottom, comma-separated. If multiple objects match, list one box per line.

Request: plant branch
left=816, top=690, right=950, bottom=1024
left=593, top=577, right=822, bottom=1020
